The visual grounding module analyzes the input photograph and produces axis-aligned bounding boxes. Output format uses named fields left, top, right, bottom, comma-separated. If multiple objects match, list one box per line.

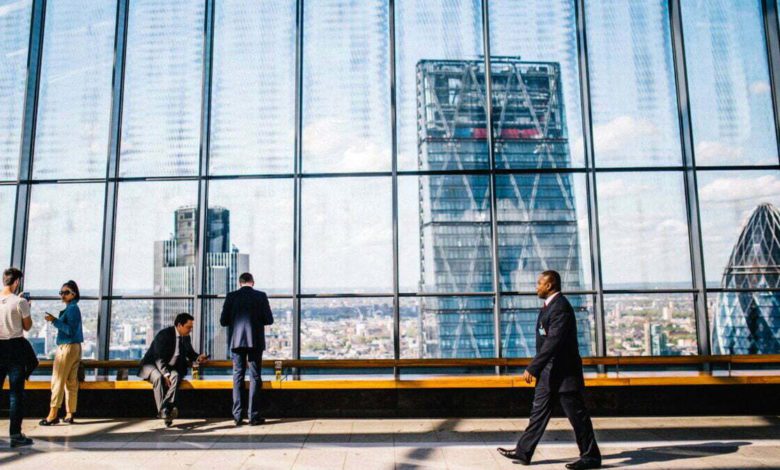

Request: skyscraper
left=712, top=203, right=780, bottom=354
left=416, top=58, right=590, bottom=358
left=153, top=206, right=249, bottom=358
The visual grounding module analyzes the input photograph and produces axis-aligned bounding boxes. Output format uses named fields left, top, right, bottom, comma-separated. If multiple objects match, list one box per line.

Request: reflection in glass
left=497, top=173, right=591, bottom=292
left=207, top=179, right=293, bottom=295
left=395, top=0, right=485, bottom=170
left=112, top=182, right=198, bottom=301
left=697, top=171, right=780, bottom=287
left=501, top=295, right=594, bottom=357
left=25, top=184, right=104, bottom=295
left=0, top=185, right=14, bottom=266
left=682, top=0, right=777, bottom=166
left=585, top=0, right=681, bottom=167
left=301, top=177, right=392, bottom=294
left=109, top=299, right=194, bottom=360
left=399, top=175, right=493, bottom=293
left=597, top=172, right=692, bottom=289
left=605, top=293, right=697, bottom=356
left=204, top=298, right=292, bottom=360
left=489, top=0, right=584, bottom=167
left=26, top=300, right=98, bottom=359
left=0, top=0, right=31, bottom=180
left=301, top=298, right=393, bottom=359
left=210, top=0, right=295, bottom=175
left=33, top=0, right=115, bottom=179
left=302, top=0, right=390, bottom=173
left=119, top=0, right=204, bottom=177
left=400, top=296, right=494, bottom=358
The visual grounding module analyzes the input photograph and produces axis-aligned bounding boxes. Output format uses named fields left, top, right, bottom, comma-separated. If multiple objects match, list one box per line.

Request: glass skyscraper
left=416, top=58, right=590, bottom=358
left=712, top=203, right=780, bottom=355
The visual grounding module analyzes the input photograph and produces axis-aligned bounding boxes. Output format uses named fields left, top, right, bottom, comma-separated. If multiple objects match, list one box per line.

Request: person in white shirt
left=0, top=268, right=33, bottom=447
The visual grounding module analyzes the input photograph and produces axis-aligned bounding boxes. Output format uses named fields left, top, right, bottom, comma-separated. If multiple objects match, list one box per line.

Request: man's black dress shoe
left=497, top=448, right=530, bottom=465
left=565, top=459, right=601, bottom=469
left=249, top=418, right=266, bottom=426
left=234, top=419, right=245, bottom=426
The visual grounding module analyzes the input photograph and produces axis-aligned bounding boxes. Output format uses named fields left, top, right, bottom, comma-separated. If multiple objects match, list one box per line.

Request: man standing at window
left=221, top=272, right=274, bottom=426
left=139, top=313, right=208, bottom=427
left=498, top=270, right=601, bottom=469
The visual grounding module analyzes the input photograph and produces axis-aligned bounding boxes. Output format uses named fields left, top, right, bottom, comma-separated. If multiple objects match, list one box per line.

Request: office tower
left=153, top=206, right=249, bottom=358
left=416, top=58, right=590, bottom=358
left=712, top=203, right=780, bottom=354
left=0, top=0, right=31, bottom=180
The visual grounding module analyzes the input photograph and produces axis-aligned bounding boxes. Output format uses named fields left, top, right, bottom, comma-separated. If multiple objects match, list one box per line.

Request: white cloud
left=750, top=80, right=771, bottom=95
left=596, top=177, right=652, bottom=198
left=593, top=116, right=659, bottom=154
left=695, top=140, right=744, bottom=161
left=304, top=118, right=390, bottom=172
left=699, top=174, right=780, bottom=203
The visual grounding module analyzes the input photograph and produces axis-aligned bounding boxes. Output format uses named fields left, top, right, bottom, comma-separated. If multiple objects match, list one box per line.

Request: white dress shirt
left=544, top=291, right=560, bottom=307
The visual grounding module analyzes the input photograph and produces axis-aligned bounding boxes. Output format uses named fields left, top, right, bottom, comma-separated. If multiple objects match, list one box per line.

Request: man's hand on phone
left=196, top=354, right=209, bottom=364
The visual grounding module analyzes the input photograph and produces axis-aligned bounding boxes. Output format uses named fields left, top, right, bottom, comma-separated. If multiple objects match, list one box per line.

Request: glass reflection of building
left=416, top=58, right=590, bottom=358
left=153, top=206, right=248, bottom=359
left=712, top=203, right=780, bottom=354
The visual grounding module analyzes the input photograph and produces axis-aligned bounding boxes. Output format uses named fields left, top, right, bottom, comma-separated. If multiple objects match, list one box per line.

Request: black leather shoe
left=10, top=433, right=33, bottom=448
left=39, top=418, right=60, bottom=426
left=497, top=448, right=530, bottom=465
left=63, top=416, right=76, bottom=424
left=565, top=459, right=601, bottom=469
left=234, top=419, right=245, bottom=426
left=249, top=418, right=266, bottom=426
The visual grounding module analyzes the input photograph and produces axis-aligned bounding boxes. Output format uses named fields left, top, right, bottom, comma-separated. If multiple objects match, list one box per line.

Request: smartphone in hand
left=21, top=292, right=31, bottom=301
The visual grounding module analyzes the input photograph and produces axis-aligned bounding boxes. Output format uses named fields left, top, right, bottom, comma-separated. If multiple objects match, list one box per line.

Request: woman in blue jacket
left=40, top=280, right=83, bottom=425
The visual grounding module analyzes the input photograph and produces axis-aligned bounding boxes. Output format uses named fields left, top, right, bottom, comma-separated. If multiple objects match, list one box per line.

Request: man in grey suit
left=220, top=272, right=274, bottom=426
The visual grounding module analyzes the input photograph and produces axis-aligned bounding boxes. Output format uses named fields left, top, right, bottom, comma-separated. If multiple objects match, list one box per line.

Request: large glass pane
left=109, top=299, right=194, bottom=360
left=489, top=0, right=584, bottom=168
left=204, top=298, right=292, bottom=360
left=112, top=182, right=198, bottom=305
left=710, top=290, right=780, bottom=355
left=400, top=296, right=494, bottom=358
left=26, top=300, right=98, bottom=359
left=302, top=0, right=391, bottom=173
left=33, top=0, right=115, bottom=179
left=395, top=0, right=487, bottom=171
left=119, top=0, right=204, bottom=177
left=597, top=172, right=692, bottom=289
left=697, top=170, right=780, bottom=287
left=301, top=177, right=392, bottom=294
left=682, top=0, right=777, bottom=166
left=605, top=293, right=697, bottom=356
left=25, top=184, right=103, bottom=296
left=210, top=0, right=295, bottom=175
left=399, top=174, right=493, bottom=294
left=497, top=173, right=591, bottom=292
left=206, top=179, right=293, bottom=295
left=301, top=297, right=393, bottom=359
left=0, top=0, right=31, bottom=180
left=501, top=295, right=595, bottom=357
left=585, top=0, right=681, bottom=167
left=0, top=185, right=13, bottom=266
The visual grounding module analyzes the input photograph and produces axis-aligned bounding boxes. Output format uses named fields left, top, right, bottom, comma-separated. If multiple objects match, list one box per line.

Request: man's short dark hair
left=239, top=272, right=254, bottom=284
left=541, top=270, right=561, bottom=292
left=174, top=313, right=195, bottom=326
left=3, top=268, right=22, bottom=287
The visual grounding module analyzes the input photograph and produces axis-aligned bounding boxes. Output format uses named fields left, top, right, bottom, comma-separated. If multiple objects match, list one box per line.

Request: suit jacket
left=220, top=286, right=274, bottom=352
left=138, top=326, right=199, bottom=379
left=526, top=293, right=585, bottom=393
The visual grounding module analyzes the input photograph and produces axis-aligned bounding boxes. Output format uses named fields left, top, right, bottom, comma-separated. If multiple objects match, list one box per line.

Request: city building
left=416, top=58, right=590, bottom=358
left=153, top=206, right=248, bottom=359
left=712, top=203, right=780, bottom=355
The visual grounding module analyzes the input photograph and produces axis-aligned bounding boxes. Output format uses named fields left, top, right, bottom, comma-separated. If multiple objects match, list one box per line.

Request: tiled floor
left=0, top=416, right=778, bottom=469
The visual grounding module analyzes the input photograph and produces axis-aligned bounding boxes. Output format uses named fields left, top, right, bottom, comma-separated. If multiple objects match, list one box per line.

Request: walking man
left=498, top=270, right=601, bottom=469
left=221, top=272, right=274, bottom=426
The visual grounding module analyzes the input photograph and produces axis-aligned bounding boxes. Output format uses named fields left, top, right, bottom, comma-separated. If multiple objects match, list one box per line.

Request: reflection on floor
left=0, top=416, right=778, bottom=469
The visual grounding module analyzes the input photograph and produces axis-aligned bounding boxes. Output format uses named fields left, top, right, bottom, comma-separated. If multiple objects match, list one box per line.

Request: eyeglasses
left=58, top=290, right=73, bottom=296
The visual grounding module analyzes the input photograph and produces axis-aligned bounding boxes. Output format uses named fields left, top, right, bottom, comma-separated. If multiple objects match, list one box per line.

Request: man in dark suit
left=498, top=270, right=601, bottom=469
left=139, top=313, right=208, bottom=427
left=220, top=272, right=274, bottom=426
